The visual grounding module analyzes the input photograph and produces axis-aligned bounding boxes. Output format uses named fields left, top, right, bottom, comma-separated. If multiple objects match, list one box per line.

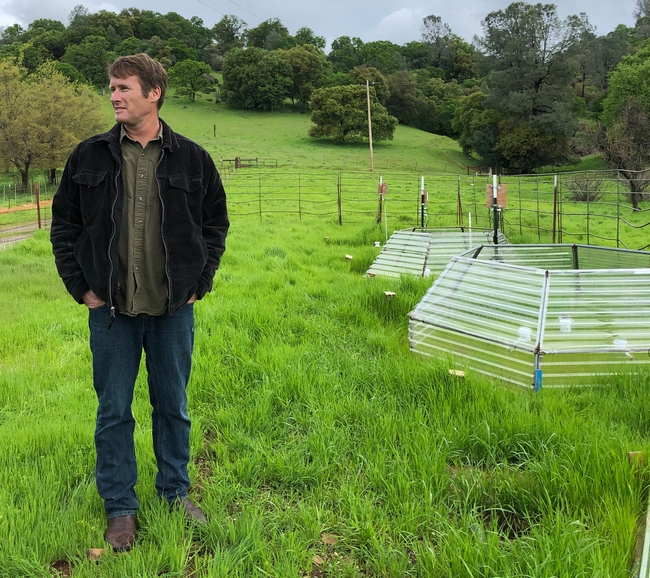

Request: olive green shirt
left=116, top=123, right=167, bottom=316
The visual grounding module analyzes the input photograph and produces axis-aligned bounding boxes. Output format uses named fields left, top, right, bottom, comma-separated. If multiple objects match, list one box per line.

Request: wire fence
left=0, top=180, right=54, bottom=248
left=2, top=168, right=650, bottom=251
left=225, top=170, right=650, bottom=250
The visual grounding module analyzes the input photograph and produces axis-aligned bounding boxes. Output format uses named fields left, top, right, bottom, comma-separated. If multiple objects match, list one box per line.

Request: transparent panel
left=411, top=259, right=545, bottom=348
left=367, top=231, right=430, bottom=278
left=425, top=230, right=507, bottom=274
left=576, top=245, right=650, bottom=270
left=409, top=244, right=650, bottom=388
left=540, top=353, right=650, bottom=388
left=409, top=320, right=535, bottom=389
left=473, top=244, right=575, bottom=269
left=543, top=269, right=650, bottom=353
left=367, top=228, right=508, bottom=278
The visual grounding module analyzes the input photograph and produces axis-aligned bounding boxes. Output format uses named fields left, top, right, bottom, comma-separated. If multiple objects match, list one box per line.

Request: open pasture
left=4, top=95, right=650, bottom=250
left=1, top=218, right=650, bottom=577
left=100, top=94, right=473, bottom=175
left=223, top=169, right=650, bottom=249
left=1, top=95, right=650, bottom=576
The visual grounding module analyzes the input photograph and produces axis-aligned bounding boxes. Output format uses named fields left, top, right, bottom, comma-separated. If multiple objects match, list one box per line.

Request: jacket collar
left=97, top=118, right=179, bottom=154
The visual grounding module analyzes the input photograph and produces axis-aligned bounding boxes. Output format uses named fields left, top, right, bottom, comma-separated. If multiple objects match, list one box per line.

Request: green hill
left=102, top=94, right=476, bottom=174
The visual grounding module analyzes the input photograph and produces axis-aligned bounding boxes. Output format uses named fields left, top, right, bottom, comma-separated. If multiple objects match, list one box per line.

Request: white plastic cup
left=518, top=326, right=532, bottom=342
left=374, top=241, right=381, bottom=248
left=559, top=316, right=572, bottom=332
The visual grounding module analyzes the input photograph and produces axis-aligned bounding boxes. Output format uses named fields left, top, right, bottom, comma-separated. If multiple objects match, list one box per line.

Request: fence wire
left=224, top=170, right=650, bottom=250
left=2, top=169, right=650, bottom=251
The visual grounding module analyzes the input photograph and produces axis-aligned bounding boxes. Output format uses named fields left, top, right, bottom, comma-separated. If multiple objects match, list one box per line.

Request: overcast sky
left=0, top=0, right=639, bottom=47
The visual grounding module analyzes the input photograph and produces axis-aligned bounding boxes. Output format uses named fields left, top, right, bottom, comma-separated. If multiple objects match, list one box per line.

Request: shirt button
left=138, top=196, right=143, bottom=201
left=135, top=267, right=139, bottom=271
left=138, top=219, right=142, bottom=224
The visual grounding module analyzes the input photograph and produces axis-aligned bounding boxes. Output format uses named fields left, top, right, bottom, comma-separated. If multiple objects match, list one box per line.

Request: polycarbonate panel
left=470, top=244, right=575, bottom=270
left=539, top=352, right=650, bottom=388
left=577, top=245, right=650, bottom=270
left=409, top=243, right=650, bottom=388
left=542, top=269, right=650, bottom=353
left=410, top=258, right=546, bottom=349
left=367, top=231, right=431, bottom=278
left=367, top=228, right=508, bottom=278
left=425, top=230, right=507, bottom=274
left=409, top=320, right=536, bottom=389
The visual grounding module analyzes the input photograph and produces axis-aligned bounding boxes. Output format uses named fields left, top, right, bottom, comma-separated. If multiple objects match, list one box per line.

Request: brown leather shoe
left=105, top=514, right=137, bottom=552
left=173, top=497, right=207, bottom=524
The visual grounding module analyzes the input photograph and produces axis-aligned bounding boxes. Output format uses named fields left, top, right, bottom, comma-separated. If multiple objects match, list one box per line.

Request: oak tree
left=0, top=62, right=106, bottom=186
left=279, top=43, right=330, bottom=106
left=222, top=47, right=292, bottom=110
left=309, top=84, right=397, bottom=143
left=169, top=59, right=214, bottom=102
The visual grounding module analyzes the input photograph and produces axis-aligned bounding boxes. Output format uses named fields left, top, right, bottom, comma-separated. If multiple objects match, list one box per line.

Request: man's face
left=109, top=75, right=160, bottom=127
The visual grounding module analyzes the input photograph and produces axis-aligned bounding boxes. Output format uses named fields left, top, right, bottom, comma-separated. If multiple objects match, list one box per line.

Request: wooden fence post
left=552, top=174, right=558, bottom=244
left=586, top=177, right=591, bottom=245
left=536, top=177, right=540, bottom=241
left=35, top=182, right=42, bottom=229
left=337, top=172, right=342, bottom=226
left=456, top=175, right=462, bottom=226
left=298, top=173, right=302, bottom=222
left=258, top=173, right=262, bottom=223
left=518, top=176, right=522, bottom=237
left=616, top=171, right=621, bottom=248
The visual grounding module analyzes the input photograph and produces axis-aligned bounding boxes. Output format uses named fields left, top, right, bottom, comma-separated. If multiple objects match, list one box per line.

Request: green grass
left=535, top=154, right=609, bottom=173
left=99, top=91, right=476, bottom=174
left=7, top=92, right=647, bottom=250
left=0, top=93, right=649, bottom=576
left=1, top=222, right=650, bottom=577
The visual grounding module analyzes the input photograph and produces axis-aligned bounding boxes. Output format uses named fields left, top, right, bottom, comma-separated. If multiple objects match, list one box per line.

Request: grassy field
left=1, top=217, right=650, bottom=577
left=96, top=92, right=476, bottom=174
left=1, top=92, right=650, bottom=576
left=5, top=93, right=650, bottom=249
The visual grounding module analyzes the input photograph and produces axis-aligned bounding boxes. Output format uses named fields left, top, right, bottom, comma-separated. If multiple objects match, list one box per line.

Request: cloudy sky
left=0, top=0, right=639, bottom=46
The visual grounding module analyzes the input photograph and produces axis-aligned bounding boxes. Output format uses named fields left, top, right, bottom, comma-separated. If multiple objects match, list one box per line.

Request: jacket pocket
left=72, top=171, right=108, bottom=221
left=168, top=175, right=203, bottom=221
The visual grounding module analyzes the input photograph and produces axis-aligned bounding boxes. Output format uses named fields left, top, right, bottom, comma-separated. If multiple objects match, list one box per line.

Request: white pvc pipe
left=639, top=489, right=650, bottom=578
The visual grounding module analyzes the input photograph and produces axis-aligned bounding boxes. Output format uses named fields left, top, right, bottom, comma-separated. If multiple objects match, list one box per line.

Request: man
left=50, top=53, right=229, bottom=552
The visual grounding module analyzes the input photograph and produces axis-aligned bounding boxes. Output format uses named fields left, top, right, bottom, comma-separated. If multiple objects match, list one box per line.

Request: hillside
left=101, top=93, right=477, bottom=174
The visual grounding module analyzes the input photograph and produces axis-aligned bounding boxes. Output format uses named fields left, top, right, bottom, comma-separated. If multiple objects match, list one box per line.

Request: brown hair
left=109, top=54, right=167, bottom=110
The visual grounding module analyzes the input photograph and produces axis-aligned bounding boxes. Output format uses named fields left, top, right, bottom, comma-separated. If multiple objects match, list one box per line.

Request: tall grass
left=99, top=92, right=475, bottom=174
left=1, top=218, right=649, bottom=577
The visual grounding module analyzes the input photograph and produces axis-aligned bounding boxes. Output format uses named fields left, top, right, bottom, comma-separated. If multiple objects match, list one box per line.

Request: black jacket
left=50, top=119, right=229, bottom=316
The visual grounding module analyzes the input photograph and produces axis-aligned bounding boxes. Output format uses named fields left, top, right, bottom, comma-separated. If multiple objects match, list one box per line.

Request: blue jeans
left=88, top=304, right=194, bottom=518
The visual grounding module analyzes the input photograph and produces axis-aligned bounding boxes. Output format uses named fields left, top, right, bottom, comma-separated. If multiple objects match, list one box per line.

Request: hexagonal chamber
left=366, top=227, right=508, bottom=278
left=409, top=244, right=650, bottom=389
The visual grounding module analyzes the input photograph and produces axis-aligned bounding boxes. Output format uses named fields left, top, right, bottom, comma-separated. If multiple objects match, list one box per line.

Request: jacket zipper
left=156, top=150, right=173, bottom=313
left=107, top=169, right=121, bottom=329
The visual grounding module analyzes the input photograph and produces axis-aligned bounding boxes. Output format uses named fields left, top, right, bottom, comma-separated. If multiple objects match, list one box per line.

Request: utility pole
left=366, top=80, right=374, bottom=172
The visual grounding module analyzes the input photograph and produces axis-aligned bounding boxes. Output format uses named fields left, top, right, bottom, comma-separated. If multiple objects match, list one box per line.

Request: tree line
left=2, top=2, right=650, bottom=190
